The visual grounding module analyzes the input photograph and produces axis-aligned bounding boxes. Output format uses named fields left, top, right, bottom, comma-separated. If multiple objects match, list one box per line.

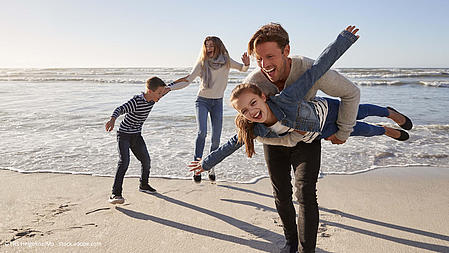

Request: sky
left=1, top=0, right=449, bottom=68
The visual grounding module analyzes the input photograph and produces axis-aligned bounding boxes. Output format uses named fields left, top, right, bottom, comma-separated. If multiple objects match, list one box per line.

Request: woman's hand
left=188, top=159, right=205, bottom=175
left=346, top=25, right=360, bottom=38
left=241, top=52, right=250, bottom=66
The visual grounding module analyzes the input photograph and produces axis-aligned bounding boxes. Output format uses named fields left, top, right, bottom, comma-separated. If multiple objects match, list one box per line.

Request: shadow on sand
left=218, top=184, right=449, bottom=252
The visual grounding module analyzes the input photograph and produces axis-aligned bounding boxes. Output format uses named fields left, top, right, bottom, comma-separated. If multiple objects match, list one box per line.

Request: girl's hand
left=188, top=159, right=205, bottom=175
left=242, top=52, right=250, bottom=66
left=346, top=25, right=360, bottom=38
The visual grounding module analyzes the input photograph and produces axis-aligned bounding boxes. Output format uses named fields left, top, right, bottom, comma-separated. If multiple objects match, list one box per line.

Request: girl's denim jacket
left=201, top=30, right=358, bottom=171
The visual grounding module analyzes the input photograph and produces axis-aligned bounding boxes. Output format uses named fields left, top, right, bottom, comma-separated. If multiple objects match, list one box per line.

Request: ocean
left=1, top=67, right=448, bottom=183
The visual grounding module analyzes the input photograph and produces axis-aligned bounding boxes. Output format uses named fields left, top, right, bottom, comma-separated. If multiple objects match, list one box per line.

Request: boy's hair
left=248, top=23, right=290, bottom=56
left=146, top=76, right=166, bottom=91
left=230, top=83, right=265, bottom=158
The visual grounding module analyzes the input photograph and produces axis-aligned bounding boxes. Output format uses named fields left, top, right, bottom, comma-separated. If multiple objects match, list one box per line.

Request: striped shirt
left=111, top=93, right=155, bottom=134
left=301, top=98, right=328, bottom=143
left=262, top=97, right=328, bottom=145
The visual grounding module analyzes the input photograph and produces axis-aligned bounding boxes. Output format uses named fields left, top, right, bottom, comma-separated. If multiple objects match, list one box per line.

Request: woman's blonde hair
left=230, top=83, right=265, bottom=158
left=200, top=36, right=230, bottom=66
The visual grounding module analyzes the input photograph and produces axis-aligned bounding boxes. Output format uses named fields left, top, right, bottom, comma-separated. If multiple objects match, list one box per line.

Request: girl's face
left=205, top=40, right=215, bottom=58
left=232, top=90, right=270, bottom=123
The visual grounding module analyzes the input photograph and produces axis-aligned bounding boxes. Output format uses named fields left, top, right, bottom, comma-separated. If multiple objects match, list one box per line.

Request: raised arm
left=279, top=25, right=359, bottom=103
left=229, top=52, right=250, bottom=72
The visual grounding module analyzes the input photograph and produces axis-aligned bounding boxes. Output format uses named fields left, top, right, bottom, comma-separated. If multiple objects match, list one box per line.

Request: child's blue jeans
left=320, top=98, right=388, bottom=139
left=112, top=132, right=151, bottom=196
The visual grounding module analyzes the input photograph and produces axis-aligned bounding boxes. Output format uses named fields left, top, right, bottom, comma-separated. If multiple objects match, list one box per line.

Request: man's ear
left=262, top=93, right=267, bottom=102
left=283, top=44, right=290, bottom=57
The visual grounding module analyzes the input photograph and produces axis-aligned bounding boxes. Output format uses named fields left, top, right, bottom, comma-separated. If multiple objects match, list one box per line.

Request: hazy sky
left=2, top=0, right=448, bottom=68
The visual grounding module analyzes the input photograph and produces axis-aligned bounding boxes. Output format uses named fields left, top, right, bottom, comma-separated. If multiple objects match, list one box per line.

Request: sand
left=1, top=166, right=448, bottom=252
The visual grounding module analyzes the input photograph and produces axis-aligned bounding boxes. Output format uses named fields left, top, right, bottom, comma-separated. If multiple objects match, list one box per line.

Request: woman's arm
left=168, top=61, right=202, bottom=90
left=229, top=52, right=250, bottom=72
left=280, top=25, right=359, bottom=103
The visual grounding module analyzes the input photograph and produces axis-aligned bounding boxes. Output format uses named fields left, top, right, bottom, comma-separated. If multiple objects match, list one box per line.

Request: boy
left=105, top=76, right=169, bottom=204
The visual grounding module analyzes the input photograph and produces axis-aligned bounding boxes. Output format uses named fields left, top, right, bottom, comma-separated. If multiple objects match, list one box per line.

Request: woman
left=169, top=36, right=250, bottom=183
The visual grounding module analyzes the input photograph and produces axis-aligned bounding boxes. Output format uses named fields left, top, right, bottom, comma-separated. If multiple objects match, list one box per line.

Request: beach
left=1, top=166, right=448, bottom=252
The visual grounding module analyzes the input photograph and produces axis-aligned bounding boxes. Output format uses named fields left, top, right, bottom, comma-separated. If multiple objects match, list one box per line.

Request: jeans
left=194, top=96, right=223, bottom=160
left=263, top=139, right=321, bottom=253
left=320, top=98, right=388, bottom=139
left=112, top=132, right=151, bottom=196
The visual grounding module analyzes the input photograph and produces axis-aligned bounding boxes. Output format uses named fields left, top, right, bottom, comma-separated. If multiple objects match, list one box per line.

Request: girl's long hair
left=230, top=83, right=264, bottom=158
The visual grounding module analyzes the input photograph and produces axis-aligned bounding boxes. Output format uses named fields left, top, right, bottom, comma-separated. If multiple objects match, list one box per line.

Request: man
left=244, top=23, right=360, bottom=253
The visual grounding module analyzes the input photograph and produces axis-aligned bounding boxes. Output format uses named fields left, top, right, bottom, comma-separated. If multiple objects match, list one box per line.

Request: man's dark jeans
left=263, top=139, right=321, bottom=253
left=112, top=132, right=151, bottom=196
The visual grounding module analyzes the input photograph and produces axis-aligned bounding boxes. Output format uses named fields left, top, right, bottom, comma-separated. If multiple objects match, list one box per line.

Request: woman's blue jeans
left=321, top=98, right=388, bottom=139
left=194, top=96, right=223, bottom=160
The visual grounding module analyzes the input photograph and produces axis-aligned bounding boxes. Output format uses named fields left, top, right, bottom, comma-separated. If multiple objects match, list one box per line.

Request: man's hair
left=146, top=76, right=166, bottom=91
left=248, top=23, right=289, bottom=56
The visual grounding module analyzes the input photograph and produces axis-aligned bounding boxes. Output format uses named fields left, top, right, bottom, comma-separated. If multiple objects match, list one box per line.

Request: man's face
left=148, top=86, right=166, bottom=102
left=254, top=42, right=290, bottom=84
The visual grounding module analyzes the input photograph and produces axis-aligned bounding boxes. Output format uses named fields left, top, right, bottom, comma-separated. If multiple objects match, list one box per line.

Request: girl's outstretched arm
left=189, top=134, right=243, bottom=175
left=279, top=25, right=360, bottom=103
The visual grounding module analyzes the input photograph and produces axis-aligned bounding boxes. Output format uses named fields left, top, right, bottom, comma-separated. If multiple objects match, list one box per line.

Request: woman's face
left=232, top=90, right=269, bottom=123
left=205, top=40, right=215, bottom=58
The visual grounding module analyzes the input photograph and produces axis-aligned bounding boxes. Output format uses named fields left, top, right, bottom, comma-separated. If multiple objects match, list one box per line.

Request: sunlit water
left=1, top=67, right=448, bottom=182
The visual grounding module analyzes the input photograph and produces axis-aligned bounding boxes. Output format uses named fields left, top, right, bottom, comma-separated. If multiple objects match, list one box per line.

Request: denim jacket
left=201, top=30, right=358, bottom=171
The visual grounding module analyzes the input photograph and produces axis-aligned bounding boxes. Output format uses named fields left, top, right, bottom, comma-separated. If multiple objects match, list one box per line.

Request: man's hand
left=325, top=134, right=346, bottom=145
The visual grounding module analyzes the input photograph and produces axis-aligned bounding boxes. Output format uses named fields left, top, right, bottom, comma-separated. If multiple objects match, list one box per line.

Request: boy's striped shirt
left=112, top=93, right=155, bottom=134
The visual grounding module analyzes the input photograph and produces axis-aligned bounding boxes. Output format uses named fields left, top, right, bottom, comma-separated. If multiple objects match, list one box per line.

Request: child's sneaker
left=108, top=194, right=125, bottom=204
left=208, top=168, right=216, bottom=182
left=193, top=173, right=202, bottom=183
left=139, top=183, right=157, bottom=194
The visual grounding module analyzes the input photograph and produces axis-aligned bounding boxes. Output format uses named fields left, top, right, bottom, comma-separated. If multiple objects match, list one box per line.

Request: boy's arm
left=105, top=97, right=137, bottom=131
left=189, top=134, right=243, bottom=173
left=280, top=26, right=359, bottom=103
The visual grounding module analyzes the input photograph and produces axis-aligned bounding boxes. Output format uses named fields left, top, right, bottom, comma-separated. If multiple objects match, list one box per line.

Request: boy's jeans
left=194, top=96, right=223, bottom=160
left=321, top=98, right=388, bottom=139
left=112, top=132, right=151, bottom=196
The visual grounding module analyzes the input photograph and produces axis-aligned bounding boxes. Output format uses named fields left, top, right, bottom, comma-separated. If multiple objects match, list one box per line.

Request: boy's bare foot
left=384, top=126, right=409, bottom=141
left=387, top=107, right=413, bottom=130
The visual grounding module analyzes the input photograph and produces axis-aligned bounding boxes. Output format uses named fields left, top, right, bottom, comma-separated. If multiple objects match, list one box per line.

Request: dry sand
left=0, top=166, right=448, bottom=252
